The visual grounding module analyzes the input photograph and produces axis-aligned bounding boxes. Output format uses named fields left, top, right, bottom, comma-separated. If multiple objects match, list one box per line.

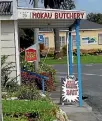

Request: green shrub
left=16, top=84, right=41, bottom=100
left=47, top=53, right=54, bottom=57
left=1, top=55, right=19, bottom=92
left=73, top=49, right=102, bottom=56
left=3, top=100, right=58, bottom=121
left=62, top=45, right=67, bottom=56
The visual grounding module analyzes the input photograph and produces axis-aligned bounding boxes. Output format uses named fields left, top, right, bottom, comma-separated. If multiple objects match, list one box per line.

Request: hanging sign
left=25, top=49, right=37, bottom=62
left=61, top=75, right=79, bottom=103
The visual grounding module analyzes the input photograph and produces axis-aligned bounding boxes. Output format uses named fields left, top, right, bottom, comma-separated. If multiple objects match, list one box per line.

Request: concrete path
left=50, top=75, right=98, bottom=121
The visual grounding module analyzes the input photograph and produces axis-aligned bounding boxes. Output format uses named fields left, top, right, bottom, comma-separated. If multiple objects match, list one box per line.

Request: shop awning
left=17, top=7, right=86, bottom=28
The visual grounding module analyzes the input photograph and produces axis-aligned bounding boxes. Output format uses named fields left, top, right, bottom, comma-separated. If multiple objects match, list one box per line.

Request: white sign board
left=61, top=75, right=79, bottom=103
left=17, top=8, right=86, bottom=20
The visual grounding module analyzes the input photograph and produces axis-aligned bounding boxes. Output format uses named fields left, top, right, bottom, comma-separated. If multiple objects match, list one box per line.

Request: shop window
left=98, top=34, right=102, bottom=45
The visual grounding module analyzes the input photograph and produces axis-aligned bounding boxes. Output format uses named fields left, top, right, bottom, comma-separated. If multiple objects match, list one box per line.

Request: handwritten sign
left=61, top=76, right=79, bottom=103
left=25, top=49, right=37, bottom=62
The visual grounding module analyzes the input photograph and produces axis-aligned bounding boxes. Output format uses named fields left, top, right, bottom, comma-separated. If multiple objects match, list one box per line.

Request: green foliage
left=62, top=45, right=67, bottom=56
left=60, top=0, right=76, bottom=10
left=20, top=53, right=35, bottom=72
left=16, top=84, right=41, bottom=100
left=1, top=55, right=19, bottom=92
left=73, top=49, right=102, bottom=56
left=39, top=62, right=56, bottom=75
left=87, top=13, right=102, bottom=24
left=4, top=116, right=27, bottom=121
left=3, top=100, right=58, bottom=121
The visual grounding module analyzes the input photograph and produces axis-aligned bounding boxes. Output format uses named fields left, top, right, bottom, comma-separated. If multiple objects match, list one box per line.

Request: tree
left=87, top=13, right=102, bottom=24
left=44, top=0, right=76, bottom=59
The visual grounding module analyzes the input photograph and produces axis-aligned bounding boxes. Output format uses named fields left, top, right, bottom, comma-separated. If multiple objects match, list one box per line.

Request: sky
left=18, top=0, right=102, bottom=13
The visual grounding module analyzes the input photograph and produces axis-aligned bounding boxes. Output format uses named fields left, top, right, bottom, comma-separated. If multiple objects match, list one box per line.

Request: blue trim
left=21, top=69, right=49, bottom=80
left=68, top=29, right=73, bottom=75
left=75, top=19, right=83, bottom=107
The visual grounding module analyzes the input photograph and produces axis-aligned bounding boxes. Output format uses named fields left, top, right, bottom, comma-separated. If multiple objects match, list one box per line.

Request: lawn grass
left=3, top=100, right=58, bottom=121
left=41, top=55, right=102, bottom=65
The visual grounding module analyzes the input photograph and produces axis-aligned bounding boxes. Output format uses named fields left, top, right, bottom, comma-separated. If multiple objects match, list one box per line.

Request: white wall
left=1, top=20, right=17, bottom=79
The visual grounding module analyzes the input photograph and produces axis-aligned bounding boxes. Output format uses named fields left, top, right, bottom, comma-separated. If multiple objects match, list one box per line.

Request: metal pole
left=33, top=0, right=39, bottom=71
left=68, top=28, right=73, bottom=75
left=0, top=20, right=3, bottom=121
left=75, top=19, right=83, bottom=107
left=67, top=32, right=69, bottom=77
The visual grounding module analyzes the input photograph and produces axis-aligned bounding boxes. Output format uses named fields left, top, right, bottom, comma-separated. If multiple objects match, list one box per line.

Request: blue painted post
left=42, top=79, right=45, bottom=94
left=75, top=19, right=83, bottom=107
left=68, top=28, right=73, bottom=75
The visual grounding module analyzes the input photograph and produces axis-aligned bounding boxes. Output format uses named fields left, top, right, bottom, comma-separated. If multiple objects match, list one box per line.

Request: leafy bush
left=21, top=56, right=56, bottom=91
left=62, top=45, right=67, bottom=56
left=16, top=84, right=41, bottom=100
left=40, top=49, right=54, bottom=58
left=73, top=49, right=102, bottom=56
left=1, top=55, right=19, bottom=92
left=39, top=62, right=56, bottom=91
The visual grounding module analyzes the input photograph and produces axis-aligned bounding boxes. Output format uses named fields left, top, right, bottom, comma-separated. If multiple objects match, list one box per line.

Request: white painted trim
left=14, top=20, right=21, bottom=85
left=39, top=28, right=102, bottom=33
left=17, top=7, right=86, bottom=13
left=0, top=20, right=3, bottom=121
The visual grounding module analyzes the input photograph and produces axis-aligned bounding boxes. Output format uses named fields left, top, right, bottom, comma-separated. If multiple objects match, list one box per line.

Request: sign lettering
left=32, top=12, right=85, bottom=19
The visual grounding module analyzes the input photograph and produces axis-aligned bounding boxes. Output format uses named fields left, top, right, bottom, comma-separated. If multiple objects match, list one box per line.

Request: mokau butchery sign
left=61, top=75, right=79, bottom=103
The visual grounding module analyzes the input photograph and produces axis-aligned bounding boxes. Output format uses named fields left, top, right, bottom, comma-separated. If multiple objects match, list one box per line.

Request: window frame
left=98, top=34, right=102, bottom=45
left=44, top=37, right=49, bottom=47
left=59, top=36, right=66, bottom=47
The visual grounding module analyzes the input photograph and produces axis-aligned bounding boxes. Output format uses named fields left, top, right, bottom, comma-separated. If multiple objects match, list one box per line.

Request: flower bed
left=21, top=71, right=55, bottom=91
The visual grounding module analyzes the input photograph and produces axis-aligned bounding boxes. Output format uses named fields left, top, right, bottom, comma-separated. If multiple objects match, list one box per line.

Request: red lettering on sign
left=80, top=13, right=84, bottom=18
left=32, top=12, right=37, bottom=18
left=66, top=81, right=77, bottom=88
left=32, top=12, right=85, bottom=19
left=66, top=89, right=78, bottom=95
left=55, top=13, right=58, bottom=19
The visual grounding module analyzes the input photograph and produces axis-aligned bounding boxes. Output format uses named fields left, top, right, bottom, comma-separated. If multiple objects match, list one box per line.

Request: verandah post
left=68, top=28, right=73, bottom=75
left=75, top=19, right=83, bottom=107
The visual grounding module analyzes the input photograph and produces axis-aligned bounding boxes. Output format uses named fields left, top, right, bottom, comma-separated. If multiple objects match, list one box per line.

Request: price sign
left=61, top=75, right=79, bottom=103
left=25, top=49, right=37, bottom=62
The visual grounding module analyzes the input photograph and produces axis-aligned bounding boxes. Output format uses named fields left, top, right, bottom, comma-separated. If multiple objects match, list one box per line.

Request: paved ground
left=52, top=64, right=102, bottom=121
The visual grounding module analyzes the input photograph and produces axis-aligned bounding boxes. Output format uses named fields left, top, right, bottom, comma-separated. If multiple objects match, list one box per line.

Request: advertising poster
left=61, top=75, right=79, bottom=103
left=25, top=49, right=37, bottom=62
left=82, top=37, right=97, bottom=45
